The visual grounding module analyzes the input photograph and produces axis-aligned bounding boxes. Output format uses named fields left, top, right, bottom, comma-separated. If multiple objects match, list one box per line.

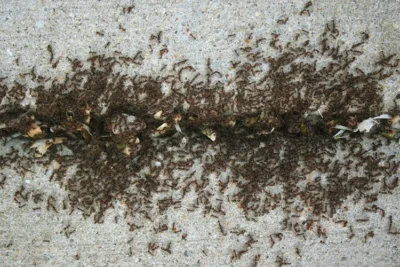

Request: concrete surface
left=0, top=0, right=399, bottom=266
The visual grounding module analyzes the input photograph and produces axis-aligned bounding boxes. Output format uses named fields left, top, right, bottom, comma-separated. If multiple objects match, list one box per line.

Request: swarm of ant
left=1, top=17, right=399, bottom=263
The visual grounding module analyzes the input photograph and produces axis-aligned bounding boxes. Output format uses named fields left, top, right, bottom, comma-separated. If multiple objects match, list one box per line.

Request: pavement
left=0, top=1, right=399, bottom=266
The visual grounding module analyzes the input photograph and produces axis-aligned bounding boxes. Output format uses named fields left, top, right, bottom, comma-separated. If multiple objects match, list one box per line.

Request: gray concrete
left=0, top=0, right=399, bottom=266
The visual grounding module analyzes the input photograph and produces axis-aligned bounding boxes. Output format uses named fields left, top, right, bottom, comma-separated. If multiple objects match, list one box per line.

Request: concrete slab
left=0, top=1, right=399, bottom=267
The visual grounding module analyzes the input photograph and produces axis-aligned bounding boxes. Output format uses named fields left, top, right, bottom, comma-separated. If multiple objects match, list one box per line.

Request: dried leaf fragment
left=201, top=127, right=216, bottom=141
left=30, top=138, right=66, bottom=157
left=27, top=123, right=43, bottom=138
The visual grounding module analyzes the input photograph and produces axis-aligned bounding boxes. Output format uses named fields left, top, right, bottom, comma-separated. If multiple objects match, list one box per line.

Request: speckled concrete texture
left=0, top=1, right=399, bottom=266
